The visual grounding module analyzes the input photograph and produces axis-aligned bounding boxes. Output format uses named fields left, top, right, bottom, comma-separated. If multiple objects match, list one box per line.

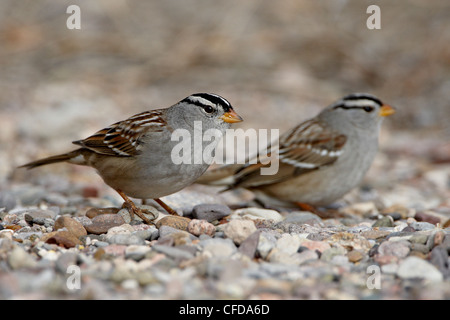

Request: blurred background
left=1, top=0, right=449, bottom=203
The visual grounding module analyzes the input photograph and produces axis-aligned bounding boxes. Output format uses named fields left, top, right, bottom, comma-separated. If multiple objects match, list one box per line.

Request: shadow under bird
left=196, top=93, right=395, bottom=213
left=20, top=93, right=243, bottom=223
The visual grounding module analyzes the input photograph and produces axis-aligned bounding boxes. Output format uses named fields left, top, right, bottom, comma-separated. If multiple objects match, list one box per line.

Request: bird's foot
left=122, top=200, right=155, bottom=224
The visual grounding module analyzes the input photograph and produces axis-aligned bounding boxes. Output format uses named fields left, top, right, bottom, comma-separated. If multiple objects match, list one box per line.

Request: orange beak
left=221, top=109, right=243, bottom=123
left=378, top=104, right=395, bottom=117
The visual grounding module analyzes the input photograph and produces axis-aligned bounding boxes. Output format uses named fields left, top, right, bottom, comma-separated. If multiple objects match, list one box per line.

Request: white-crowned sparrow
left=20, top=93, right=243, bottom=223
left=197, top=93, right=395, bottom=210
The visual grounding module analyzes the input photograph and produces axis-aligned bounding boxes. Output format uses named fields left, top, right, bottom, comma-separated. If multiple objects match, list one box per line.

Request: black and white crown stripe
left=333, top=93, right=383, bottom=111
left=182, top=93, right=233, bottom=112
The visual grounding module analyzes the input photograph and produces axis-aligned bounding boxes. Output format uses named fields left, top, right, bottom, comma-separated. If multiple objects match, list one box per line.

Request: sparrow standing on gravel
left=21, top=93, right=243, bottom=223
left=197, top=93, right=394, bottom=210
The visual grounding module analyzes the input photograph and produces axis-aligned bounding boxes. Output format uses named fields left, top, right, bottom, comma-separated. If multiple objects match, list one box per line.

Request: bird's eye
left=363, top=106, right=374, bottom=113
left=203, top=105, right=215, bottom=114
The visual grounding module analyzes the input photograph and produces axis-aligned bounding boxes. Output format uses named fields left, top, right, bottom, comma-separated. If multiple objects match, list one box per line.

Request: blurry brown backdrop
left=1, top=0, right=449, bottom=191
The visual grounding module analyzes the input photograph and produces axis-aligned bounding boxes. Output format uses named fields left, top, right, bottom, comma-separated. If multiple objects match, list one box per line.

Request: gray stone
left=410, top=243, right=430, bottom=254
left=238, top=231, right=260, bottom=258
left=223, top=219, right=257, bottom=245
left=409, top=221, right=436, bottom=231
left=107, top=234, right=145, bottom=246
left=8, top=245, right=37, bottom=269
left=373, top=216, right=394, bottom=228
left=200, top=238, right=237, bottom=258
left=409, top=233, right=428, bottom=244
left=158, top=225, right=195, bottom=240
left=133, top=228, right=157, bottom=241
left=13, top=231, right=43, bottom=242
left=233, top=207, right=283, bottom=222
left=275, top=233, right=304, bottom=255
left=297, top=249, right=319, bottom=265
left=397, top=256, right=443, bottom=282
left=284, top=211, right=323, bottom=225
left=256, top=232, right=277, bottom=259
left=55, top=252, right=78, bottom=274
left=320, top=247, right=347, bottom=262
left=429, top=246, right=450, bottom=277
left=84, top=214, right=126, bottom=235
left=151, top=244, right=195, bottom=261
left=94, top=240, right=109, bottom=247
left=377, top=240, right=410, bottom=259
left=24, top=209, right=57, bottom=225
left=125, top=245, right=151, bottom=261
left=192, top=204, right=231, bottom=222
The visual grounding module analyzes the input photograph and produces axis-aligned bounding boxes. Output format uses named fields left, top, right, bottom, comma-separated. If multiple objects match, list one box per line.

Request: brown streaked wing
left=230, top=120, right=347, bottom=188
left=278, top=120, right=347, bottom=170
left=73, top=110, right=167, bottom=157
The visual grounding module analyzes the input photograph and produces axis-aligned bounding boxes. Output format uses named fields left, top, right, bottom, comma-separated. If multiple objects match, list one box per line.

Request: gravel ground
left=1, top=140, right=449, bottom=300
left=1, top=1, right=449, bottom=300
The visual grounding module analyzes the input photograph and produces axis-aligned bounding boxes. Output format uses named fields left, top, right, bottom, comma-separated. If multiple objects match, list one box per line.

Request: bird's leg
left=115, top=189, right=153, bottom=224
left=154, top=198, right=179, bottom=216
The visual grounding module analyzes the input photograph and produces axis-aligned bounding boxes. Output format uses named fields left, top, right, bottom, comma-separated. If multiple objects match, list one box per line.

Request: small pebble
left=238, top=231, right=260, bottom=258
left=320, top=247, right=347, bottom=262
left=233, top=207, right=283, bottom=223
left=409, top=233, right=428, bottom=244
left=187, top=219, right=215, bottom=236
left=151, top=244, right=195, bottom=261
left=397, top=256, right=443, bottom=282
left=373, top=216, right=394, bottom=228
left=415, top=211, right=441, bottom=225
left=155, top=215, right=191, bottom=231
left=86, top=207, right=120, bottom=219
left=256, top=232, right=277, bottom=259
left=24, top=210, right=57, bottom=225
left=8, top=245, right=37, bottom=269
left=55, top=252, right=78, bottom=274
left=284, top=211, right=322, bottom=225
left=191, top=204, right=231, bottom=222
left=409, top=221, right=436, bottom=231
left=43, top=230, right=83, bottom=248
left=84, top=214, right=126, bottom=235
left=125, top=245, right=151, bottom=261
left=347, top=250, right=364, bottom=263
left=222, top=219, right=257, bottom=245
left=107, top=234, right=145, bottom=246
left=376, top=240, right=410, bottom=260
left=54, top=216, right=87, bottom=238
left=200, top=238, right=237, bottom=258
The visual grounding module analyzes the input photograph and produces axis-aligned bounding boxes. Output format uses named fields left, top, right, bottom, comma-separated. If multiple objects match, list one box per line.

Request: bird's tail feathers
left=19, top=149, right=85, bottom=169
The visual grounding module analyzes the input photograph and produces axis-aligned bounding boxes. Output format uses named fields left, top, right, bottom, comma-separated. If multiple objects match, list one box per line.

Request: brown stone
left=347, top=250, right=364, bottom=263
left=43, top=230, right=82, bottom=248
left=415, top=211, right=441, bottom=225
left=155, top=215, right=191, bottom=231
left=84, top=214, right=126, bottom=235
left=54, top=216, right=87, bottom=238
left=86, top=207, right=120, bottom=219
